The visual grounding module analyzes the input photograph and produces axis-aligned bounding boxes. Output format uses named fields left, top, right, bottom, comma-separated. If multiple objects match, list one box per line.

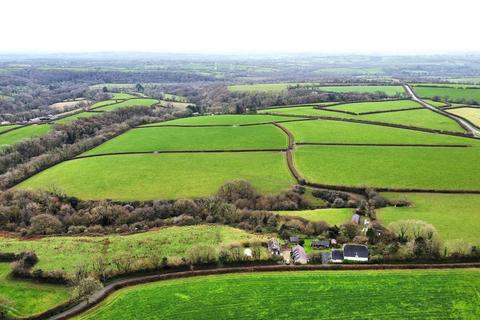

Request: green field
left=0, top=125, right=20, bottom=133
left=228, top=83, right=405, bottom=96
left=413, top=85, right=480, bottom=103
left=0, top=263, right=70, bottom=318
left=275, top=208, right=352, bottom=225
left=17, top=152, right=295, bottom=200
left=83, top=125, right=287, bottom=155
left=448, top=108, right=480, bottom=127
left=54, top=112, right=100, bottom=124
left=76, top=269, right=480, bottom=320
left=261, top=105, right=465, bottom=132
left=327, top=100, right=420, bottom=114
left=423, top=99, right=450, bottom=107
left=294, top=145, right=480, bottom=190
left=0, top=125, right=52, bottom=149
left=111, top=92, right=137, bottom=99
left=93, top=98, right=158, bottom=112
left=0, top=225, right=263, bottom=274
left=89, top=99, right=118, bottom=109
left=379, top=193, right=480, bottom=247
left=282, top=119, right=472, bottom=145
left=147, top=114, right=306, bottom=126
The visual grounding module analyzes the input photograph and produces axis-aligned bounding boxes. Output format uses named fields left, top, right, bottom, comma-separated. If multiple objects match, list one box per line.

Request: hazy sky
left=1, top=0, right=479, bottom=54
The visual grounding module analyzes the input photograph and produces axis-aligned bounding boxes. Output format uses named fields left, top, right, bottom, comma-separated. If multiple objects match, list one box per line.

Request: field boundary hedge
left=136, top=118, right=313, bottom=129
left=261, top=97, right=410, bottom=111
left=43, top=262, right=480, bottom=320
left=0, top=123, right=31, bottom=136
left=296, top=142, right=471, bottom=148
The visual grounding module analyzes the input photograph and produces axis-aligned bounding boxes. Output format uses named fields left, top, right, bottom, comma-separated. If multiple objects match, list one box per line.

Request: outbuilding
left=330, top=249, right=344, bottom=263
left=311, top=240, right=330, bottom=249
left=268, top=240, right=281, bottom=256
left=343, top=244, right=368, bottom=262
left=291, top=245, right=308, bottom=264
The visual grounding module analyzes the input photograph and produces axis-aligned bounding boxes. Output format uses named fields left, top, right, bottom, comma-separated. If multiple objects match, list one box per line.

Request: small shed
left=351, top=213, right=361, bottom=225
left=343, top=244, right=368, bottom=262
left=268, top=240, right=281, bottom=256
left=289, top=236, right=299, bottom=244
left=330, top=250, right=344, bottom=263
left=311, top=240, right=330, bottom=249
left=291, top=245, right=308, bottom=264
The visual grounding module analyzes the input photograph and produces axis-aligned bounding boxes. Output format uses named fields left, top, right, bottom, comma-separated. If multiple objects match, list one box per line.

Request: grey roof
left=311, top=240, right=330, bottom=248
left=351, top=214, right=361, bottom=224
left=289, top=236, right=299, bottom=243
left=268, top=240, right=280, bottom=251
left=343, top=244, right=368, bottom=259
left=291, top=245, right=307, bottom=261
left=331, top=250, right=344, bottom=260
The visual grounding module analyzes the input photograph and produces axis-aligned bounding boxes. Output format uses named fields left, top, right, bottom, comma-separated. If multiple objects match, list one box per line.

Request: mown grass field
left=275, top=208, right=352, bottom=225
left=0, top=226, right=264, bottom=274
left=294, top=145, right=480, bottom=190
left=17, top=152, right=295, bottom=200
left=76, top=269, right=480, bottom=320
left=110, top=92, right=137, bottom=99
left=93, top=98, right=158, bottom=112
left=89, top=99, right=118, bottom=109
left=261, top=105, right=465, bottom=132
left=146, top=114, right=305, bottom=126
left=228, top=83, right=405, bottom=96
left=0, top=125, right=52, bottom=149
left=379, top=193, right=480, bottom=247
left=413, top=85, right=480, bottom=103
left=423, top=99, right=450, bottom=107
left=0, top=263, right=71, bottom=318
left=83, top=125, right=287, bottom=155
left=54, top=112, right=100, bottom=124
left=0, top=124, right=20, bottom=133
left=326, top=99, right=420, bottom=113
left=282, top=119, right=473, bottom=145
left=448, top=107, right=480, bottom=127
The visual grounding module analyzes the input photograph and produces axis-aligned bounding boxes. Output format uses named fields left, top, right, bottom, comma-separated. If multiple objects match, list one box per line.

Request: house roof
left=331, top=250, right=344, bottom=260
left=291, top=245, right=307, bottom=261
left=289, top=236, right=299, bottom=242
left=343, top=244, right=368, bottom=259
left=311, top=240, right=330, bottom=247
left=268, top=240, right=280, bottom=250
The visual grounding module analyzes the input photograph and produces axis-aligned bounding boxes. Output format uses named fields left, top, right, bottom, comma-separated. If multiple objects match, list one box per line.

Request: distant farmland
left=413, top=85, right=480, bottom=103
left=0, top=124, right=52, bottom=149
left=447, top=107, right=480, bottom=127
left=76, top=269, right=480, bottom=320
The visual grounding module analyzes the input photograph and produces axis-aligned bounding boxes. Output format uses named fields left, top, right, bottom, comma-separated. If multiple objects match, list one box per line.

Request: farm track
left=404, top=84, right=480, bottom=136
left=45, top=262, right=480, bottom=320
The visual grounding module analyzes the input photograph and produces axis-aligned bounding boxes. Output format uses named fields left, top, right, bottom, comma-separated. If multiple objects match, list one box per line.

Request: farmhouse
left=311, top=240, right=330, bottom=249
left=291, top=245, right=308, bottom=264
left=330, top=250, right=344, bottom=263
left=343, top=244, right=368, bottom=262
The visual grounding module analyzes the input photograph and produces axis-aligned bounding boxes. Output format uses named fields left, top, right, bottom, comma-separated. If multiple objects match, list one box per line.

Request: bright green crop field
left=327, top=100, right=420, bottom=114
left=17, top=152, right=295, bottom=200
left=83, top=125, right=287, bottom=155
left=413, top=86, right=480, bottom=103
left=89, top=99, right=118, bottom=109
left=147, top=114, right=306, bottom=126
left=423, top=99, right=450, bottom=107
left=0, top=263, right=70, bottom=318
left=258, top=106, right=326, bottom=116
left=275, top=208, right=352, bottom=225
left=76, top=269, right=480, bottom=320
left=94, top=98, right=158, bottom=112
left=294, top=145, right=480, bottom=191
left=54, top=112, right=100, bottom=124
left=448, top=108, right=480, bottom=127
left=0, top=225, right=263, bottom=274
left=282, top=119, right=474, bottom=145
left=0, top=125, right=52, bottom=148
left=0, top=125, right=20, bottom=133
left=379, top=193, right=480, bottom=247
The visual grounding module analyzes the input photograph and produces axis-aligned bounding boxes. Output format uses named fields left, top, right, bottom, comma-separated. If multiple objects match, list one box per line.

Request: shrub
left=72, top=276, right=103, bottom=301
left=29, top=214, right=64, bottom=235
left=217, top=180, right=258, bottom=203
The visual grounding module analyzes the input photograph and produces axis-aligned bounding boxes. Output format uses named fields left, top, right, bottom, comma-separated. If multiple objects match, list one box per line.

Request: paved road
left=403, top=84, right=480, bottom=137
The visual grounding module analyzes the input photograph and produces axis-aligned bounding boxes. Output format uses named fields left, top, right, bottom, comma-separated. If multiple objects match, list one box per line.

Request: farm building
left=343, top=244, right=368, bottom=262
left=291, top=245, right=308, bottom=264
left=289, top=236, right=299, bottom=244
left=268, top=240, right=281, bottom=255
left=311, top=240, right=330, bottom=249
left=330, top=250, right=344, bottom=263
left=351, top=213, right=361, bottom=224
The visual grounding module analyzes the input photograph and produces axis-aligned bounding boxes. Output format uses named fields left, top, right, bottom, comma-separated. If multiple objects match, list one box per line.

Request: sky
left=1, top=0, right=479, bottom=54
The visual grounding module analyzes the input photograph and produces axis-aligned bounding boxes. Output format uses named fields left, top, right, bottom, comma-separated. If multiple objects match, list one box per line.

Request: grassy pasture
left=326, top=100, right=420, bottom=113
left=275, top=208, right=352, bottom=225
left=83, top=125, right=287, bottom=155
left=0, top=125, right=52, bottom=149
left=423, top=99, right=450, bottom=107
left=145, top=114, right=306, bottom=126
left=413, top=85, right=480, bottom=103
left=17, top=152, right=295, bottom=200
left=447, top=108, right=480, bottom=127
left=76, top=269, right=480, bottom=320
left=89, top=99, right=118, bottom=109
left=379, top=193, right=480, bottom=247
left=0, top=125, right=20, bottom=134
left=0, top=263, right=70, bottom=318
left=53, top=112, right=100, bottom=124
left=228, top=83, right=301, bottom=92
left=0, top=225, right=263, bottom=274
left=282, top=119, right=472, bottom=145
left=110, top=92, right=137, bottom=99
left=93, top=98, right=158, bottom=112
left=261, top=105, right=465, bottom=132
left=293, top=145, right=480, bottom=191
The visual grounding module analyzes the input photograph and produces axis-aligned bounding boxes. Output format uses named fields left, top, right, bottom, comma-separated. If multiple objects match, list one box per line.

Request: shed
left=291, top=245, right=308, bottom=264
left=343, top=244, right=368, bottom=262
left=268, top=240, right=281, bottom=256
left=330, top=250, right=344, bottom=263
left=289, top=236, right=299, bottom=244
left=351, top=213, right=361, bottom=225
left=311, top=240, right=330, bottom=249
